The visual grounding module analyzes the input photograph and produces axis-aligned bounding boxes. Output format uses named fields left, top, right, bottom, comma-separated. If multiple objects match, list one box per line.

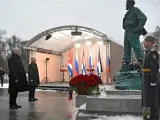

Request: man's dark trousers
left=9, top=91, right=18, bottom=106
left=151, top=107, right=159, bottom=119
left=1, top=76, right=3, bottom=87
left=29, top=86, right=36, bottom=99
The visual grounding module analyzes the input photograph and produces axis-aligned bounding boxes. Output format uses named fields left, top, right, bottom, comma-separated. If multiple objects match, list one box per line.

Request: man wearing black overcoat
left=8, top=48, right=28, bottom=109
left=142, top=36, right=159, bottom=120
left=28, top=57, right=40, bottom=101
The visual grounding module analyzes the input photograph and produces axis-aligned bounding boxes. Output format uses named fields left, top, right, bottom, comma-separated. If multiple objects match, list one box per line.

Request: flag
left=96, top=48, right=103, bottom=76
left=89, top=47, right=93, bottom=74
left=68, top=50, right=73, bottom=77
left=106, top=56, right=111, bottom=81
left=74, top=49, right=79, bottom=76
left=82, top=49, right=86, bottom=75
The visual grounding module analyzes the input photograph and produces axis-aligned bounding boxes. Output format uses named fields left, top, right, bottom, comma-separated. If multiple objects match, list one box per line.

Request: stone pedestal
left=115, top=71, right=142, bottom=90
left=76, top=85, right=142, bottom=119
left=85, top=95, right=142, bottom=114
left=76, top=95, right=87, bottom=107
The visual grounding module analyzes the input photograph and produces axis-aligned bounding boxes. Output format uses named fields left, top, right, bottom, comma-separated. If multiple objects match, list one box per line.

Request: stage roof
left=26, top=25, right=111, bottom=53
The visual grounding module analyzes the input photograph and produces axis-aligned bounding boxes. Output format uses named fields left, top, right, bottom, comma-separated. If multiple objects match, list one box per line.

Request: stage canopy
left=26, top=25, right=110, bottom=55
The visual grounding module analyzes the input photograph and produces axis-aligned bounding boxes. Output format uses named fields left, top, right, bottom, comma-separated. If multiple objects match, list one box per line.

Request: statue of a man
left=120, top=0, right=147, bottom=71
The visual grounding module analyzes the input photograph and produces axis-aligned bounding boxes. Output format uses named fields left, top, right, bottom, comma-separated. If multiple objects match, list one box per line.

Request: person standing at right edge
left=28, top=57, right=40, bottom=101
left=120, top=0, right=147, bottom=71
left=142, top=36, right=159, bottom=120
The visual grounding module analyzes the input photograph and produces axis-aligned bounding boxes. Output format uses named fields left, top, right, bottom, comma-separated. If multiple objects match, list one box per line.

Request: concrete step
left=85, top=94, right=142, bottom=115
left=105, top=85, right=141, bottom=95
left=77, top=109, right=142, bottom=120
left=37, top=87, right=69, bottom=91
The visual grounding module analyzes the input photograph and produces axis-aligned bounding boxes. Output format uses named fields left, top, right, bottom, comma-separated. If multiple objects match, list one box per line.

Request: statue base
left=76, top=85, right=142, bottom=119
left=115, top=70, right=142, bottom=90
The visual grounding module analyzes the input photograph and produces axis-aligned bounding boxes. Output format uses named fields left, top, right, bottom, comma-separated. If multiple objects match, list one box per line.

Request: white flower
left=92, top=90, right=97, bottom=94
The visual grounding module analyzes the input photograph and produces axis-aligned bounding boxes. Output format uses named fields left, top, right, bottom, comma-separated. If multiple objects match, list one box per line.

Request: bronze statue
left=120, top=0, right=147, bottom=71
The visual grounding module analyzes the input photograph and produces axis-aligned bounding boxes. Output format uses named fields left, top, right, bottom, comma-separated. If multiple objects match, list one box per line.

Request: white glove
left=150, top=83, right=157, bottom=86
left=30, top=80, right=33, bottom=82
left=14, top=80, right=18, bottom=83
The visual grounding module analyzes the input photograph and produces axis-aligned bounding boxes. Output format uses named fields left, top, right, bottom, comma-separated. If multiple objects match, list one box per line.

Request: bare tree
left=0, top=31, right=29, bottom=73
left=19, top=40, right=29, bottom=72
left=6, top=35, right=21, bottom=49
left=0, top=30, right=7, bottom=41
left=0, top=30, right=7, bottom=72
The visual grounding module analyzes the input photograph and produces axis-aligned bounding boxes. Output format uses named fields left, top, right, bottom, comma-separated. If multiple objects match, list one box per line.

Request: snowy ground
left=0, top=83, right=9, bottom=88
left=0, top=83, right=72, bottom=93
left=89, top=115, right=142, bottom=120
left=78, top=112, right=142, bottom=120
left=79, top=104, right=142, bottom=120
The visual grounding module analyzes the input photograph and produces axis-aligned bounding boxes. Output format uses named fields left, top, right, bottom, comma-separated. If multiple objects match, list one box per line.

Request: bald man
left=8, top=48, right=28, bottom=109
left=28, top=57, right=40, bottom=101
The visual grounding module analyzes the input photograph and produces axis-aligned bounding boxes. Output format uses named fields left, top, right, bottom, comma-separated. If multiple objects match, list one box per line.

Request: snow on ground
left=36, top=89, right=58, bottom=92
left=80, top=103, right=86, bottom=109
left=0, top=83, right=9, bottom=88
left=36, top=89, right=69, bottom=92
left=78, top=113, right=142, bottom=120
left=90, top=115, right=142, bottom=120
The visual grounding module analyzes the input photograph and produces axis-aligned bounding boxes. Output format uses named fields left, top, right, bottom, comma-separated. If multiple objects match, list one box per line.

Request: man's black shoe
left=119, top=63, right=130, bottom=72
left=29, top=98, right=38, bottom=101
left=10, top=105, right=19, bottom=109
left=16, top=104, right=22, bottom=108
left=34, top=98, right=38, bottom=101
left=147, top=117, right=159, bottom=120
left=29, top=98, right=35, bottom=101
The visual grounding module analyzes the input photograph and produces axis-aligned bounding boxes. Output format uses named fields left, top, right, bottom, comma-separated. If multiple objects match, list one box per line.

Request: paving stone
left=0, top=89, right=77, bottom=120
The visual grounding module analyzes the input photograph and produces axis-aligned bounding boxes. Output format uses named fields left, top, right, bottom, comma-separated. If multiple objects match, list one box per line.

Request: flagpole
left=106, top=46, right=108, bottom=84
left=78, top=47, right=79, bottom=75
left=108, top=41, right=111, bottom=84
left=96, top=47, right=98, bottom=76
left=106, top=42, right=108, bottom=84
left=101, top=47, right=104, bottom=82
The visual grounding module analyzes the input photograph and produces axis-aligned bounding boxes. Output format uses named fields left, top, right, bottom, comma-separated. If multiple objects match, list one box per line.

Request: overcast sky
left=0, top=0, right=159, bottom=45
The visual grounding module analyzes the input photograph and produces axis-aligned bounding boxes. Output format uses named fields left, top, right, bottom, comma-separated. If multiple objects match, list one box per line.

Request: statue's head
left=126, top=0, right=135, bottom=10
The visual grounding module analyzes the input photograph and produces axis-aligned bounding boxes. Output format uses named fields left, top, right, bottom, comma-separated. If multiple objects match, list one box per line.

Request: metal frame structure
left=26, top=25, right=110, bottom=55
left=26, top=25, right=110, bottom=81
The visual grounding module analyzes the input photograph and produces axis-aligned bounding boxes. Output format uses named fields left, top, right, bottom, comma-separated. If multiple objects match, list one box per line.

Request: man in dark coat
left=8, top=48, right=28, bottom=109
left=142, top=36, right=159, bottom=120
left=0, top=67, right=5, bottom=87
left=28, top=57, right=40, bottom=101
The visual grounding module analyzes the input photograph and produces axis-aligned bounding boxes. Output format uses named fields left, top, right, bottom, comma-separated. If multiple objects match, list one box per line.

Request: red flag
left=68, top=50, right=73, bottom=77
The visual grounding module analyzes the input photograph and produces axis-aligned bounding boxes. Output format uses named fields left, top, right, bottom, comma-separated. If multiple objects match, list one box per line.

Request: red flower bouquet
left=69, top=74, right=102, bottom=95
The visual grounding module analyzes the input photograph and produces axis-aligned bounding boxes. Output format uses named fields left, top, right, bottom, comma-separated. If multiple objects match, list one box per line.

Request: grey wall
left=110, top=41, right=124, bottom=79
